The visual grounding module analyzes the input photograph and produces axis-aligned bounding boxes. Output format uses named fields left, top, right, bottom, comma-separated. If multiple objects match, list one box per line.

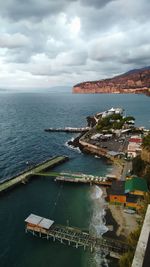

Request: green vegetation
left=119, top=228, right=141, bottom=267
left=123, top=116, right=135, bottom=122
left=142, top=133, right=150, bottom=150
left=96, top=114, right=135, bottom=131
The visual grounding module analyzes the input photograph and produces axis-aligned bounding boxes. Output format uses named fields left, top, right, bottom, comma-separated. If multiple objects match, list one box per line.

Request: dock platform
left=55, top=176, right=112, bottom=186
left=34, top=171, right=113, bottom=186
left=25, top=213, right=129, bottom=257
left=0, top=156, right=68, bottom=193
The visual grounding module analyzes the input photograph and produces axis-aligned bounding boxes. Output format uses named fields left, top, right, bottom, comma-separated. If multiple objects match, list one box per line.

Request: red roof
left=129, top=138, right=142, bottom=143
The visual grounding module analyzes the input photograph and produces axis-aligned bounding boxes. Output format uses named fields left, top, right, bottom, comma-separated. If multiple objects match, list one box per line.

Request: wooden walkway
left=0, top=156, right=68, bottom=193
left=26, top=223, right=129, bottom=256
left=35, top=171, right=112, bottom=186
left=55, top=176, right=112, bottom=186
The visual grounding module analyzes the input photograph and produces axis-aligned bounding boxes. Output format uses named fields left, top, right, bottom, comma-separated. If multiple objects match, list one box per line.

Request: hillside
left=73, top=67, right=150, bottom=94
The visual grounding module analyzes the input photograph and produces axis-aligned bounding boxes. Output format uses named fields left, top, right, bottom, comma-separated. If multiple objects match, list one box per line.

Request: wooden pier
left=25, top=214, right=129, bottom=258
left=55, top=176, right=112, bottom=186
left=0, top=156, right=68, bottom=193
left=34, top=171, right=113, bottom=186
left=44, top=127, right=90, bottom=133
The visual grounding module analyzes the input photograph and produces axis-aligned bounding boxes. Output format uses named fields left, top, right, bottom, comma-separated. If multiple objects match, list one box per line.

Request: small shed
left=25, top=214, right=54, bottom=230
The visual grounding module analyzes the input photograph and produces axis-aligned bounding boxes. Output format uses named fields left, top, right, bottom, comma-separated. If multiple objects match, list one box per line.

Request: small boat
left=124, top=209, right=136, bottom=214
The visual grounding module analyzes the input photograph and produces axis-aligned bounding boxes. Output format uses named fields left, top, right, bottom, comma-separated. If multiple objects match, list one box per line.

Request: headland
left=73, top=67, right=150, bottom=96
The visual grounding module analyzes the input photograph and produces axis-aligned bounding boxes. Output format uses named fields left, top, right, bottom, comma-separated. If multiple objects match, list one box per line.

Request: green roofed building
left=125, top=177, right=148, bottom=196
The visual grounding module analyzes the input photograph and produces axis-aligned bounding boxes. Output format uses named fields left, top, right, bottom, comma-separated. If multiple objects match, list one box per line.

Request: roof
left=25, top=214, right=54, bottom=229
left=129, top=138, right=142, bottom=143
left=125, top=178, right=148, bottom=193
left=108, top=181, right=125, bottom=195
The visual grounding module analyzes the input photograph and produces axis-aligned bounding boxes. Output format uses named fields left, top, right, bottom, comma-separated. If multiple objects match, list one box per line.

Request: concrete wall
left=79, top=140, right=107, bottom=157
left=132, top=205, right=150, bottom=267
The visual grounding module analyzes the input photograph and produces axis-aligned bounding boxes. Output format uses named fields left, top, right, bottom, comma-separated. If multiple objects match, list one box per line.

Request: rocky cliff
left=73, top=67, right=150, bottom=94
left=141, top=148, right=150, bottom=164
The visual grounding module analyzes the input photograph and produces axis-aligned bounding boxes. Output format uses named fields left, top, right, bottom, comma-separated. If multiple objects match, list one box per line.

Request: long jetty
left=25, top=213, right=129, bottom=258
left=44, top=127, right=90, bottom=133
left=55, top=176, right=112, bottom=186
left=0, top=156, right=68, bottom=193
left=35, top=171, right=113, bottom=186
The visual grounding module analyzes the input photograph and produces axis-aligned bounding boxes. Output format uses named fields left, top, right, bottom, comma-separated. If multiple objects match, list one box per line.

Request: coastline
left=67, top=135, right=138, bottom=258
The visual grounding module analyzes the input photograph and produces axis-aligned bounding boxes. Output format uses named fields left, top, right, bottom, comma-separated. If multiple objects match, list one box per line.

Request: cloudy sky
left=0, top=0, right=150, bottom=89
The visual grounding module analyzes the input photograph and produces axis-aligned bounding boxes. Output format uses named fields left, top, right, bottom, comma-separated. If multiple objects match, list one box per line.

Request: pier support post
left=68, top=240, right=70, bottom=246
left=76, top=243, right=78, bottom=249
left=91, top=245, right=93, bottom=253
left=61, top=238, right=62, bottom=243
left=47, top=234, right=49, bottom=240
left=53, top=236, right=55, bottom=242
left=84, top=245, right=86, bottom=251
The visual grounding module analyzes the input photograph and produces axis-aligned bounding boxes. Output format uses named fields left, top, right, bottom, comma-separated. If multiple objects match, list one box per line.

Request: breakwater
left=0, top=156, right=68, bottom=194
left=79, top=140, right=108, bottom=157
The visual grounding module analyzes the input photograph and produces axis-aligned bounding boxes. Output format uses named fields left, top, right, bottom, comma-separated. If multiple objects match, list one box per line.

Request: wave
left=89, top=186, right=109, bottom=267
left=94, top=155, right=101, bottom=159
left=64, top=138, right=81, bottom=153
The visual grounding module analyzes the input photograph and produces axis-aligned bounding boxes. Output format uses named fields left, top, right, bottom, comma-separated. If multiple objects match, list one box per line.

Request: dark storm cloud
left=80, top=0, right=115, bottom=8
left=0, top=0, right=76, bottom=21
left=0, top=0, right=150, bottom=88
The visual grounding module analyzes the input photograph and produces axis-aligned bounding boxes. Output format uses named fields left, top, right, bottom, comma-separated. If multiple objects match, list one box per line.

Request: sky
left=0, top=0, right=150, bottom=89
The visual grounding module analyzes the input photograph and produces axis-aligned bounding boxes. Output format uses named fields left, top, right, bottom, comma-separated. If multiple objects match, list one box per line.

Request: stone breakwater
left=79, top=140, right=108, bottom=157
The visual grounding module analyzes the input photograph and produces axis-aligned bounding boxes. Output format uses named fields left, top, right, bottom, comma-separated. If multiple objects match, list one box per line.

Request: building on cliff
left=127, top=135, right=142, bottom=158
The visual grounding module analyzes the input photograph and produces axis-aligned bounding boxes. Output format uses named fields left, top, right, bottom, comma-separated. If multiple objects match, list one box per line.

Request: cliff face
left=73, top=68, right=150, bottom=94
left=141, top=148, right=150, bottom=164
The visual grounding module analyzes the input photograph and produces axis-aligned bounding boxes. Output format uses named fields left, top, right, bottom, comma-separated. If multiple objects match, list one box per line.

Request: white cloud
left=0, top=33, right=30, bottom=49
left=0, top=0, right=150, bottom=89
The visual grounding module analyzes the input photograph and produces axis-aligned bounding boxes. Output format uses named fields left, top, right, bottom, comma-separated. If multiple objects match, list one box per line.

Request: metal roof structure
left=25, top=214, right=54, bottom=230
left=38, top=218, right=54, bottom=229
left=125, top=177, right=148, bottom=193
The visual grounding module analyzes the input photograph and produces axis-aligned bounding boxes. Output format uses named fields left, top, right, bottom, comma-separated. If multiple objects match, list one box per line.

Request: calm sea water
left=0, top=89, right=149, bottom=267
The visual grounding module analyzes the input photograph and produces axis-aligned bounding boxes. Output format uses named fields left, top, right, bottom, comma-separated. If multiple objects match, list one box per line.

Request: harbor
left=1, top=92, right=149, bottom=267
left=0, top=156, right=68, bottom=193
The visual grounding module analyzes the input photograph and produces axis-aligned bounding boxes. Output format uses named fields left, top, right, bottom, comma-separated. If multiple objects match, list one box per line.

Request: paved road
left=121, top=161, right=132, bottom=181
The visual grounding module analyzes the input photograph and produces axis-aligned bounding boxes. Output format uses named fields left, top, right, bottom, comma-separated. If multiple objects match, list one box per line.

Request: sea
left=0, top=88, right=149, bottom=267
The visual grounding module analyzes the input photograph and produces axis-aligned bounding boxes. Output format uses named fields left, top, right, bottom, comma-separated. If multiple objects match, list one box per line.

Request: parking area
left=88, top=135, right=131, bottom=153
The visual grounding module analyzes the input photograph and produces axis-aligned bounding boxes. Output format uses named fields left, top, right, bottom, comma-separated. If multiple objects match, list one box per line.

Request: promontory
left=73, top=67, right=150, bottom=95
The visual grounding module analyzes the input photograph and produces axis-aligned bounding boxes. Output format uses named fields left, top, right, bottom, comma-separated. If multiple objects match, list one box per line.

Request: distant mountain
left=73, top=66, right=150, bottom=95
